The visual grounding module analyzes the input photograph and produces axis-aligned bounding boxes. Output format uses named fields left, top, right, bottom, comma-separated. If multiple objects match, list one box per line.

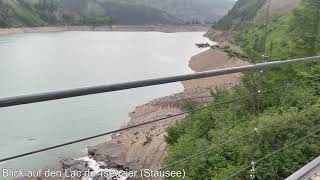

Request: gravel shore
left=15, top=27, right=249, bottom=179
left=85, top=46, right=250, bottom=174
left=0, top=25, right=210, bottom=35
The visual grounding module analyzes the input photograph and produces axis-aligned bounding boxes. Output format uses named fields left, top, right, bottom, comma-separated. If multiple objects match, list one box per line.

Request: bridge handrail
left=1, top=56, right=319, bottom=108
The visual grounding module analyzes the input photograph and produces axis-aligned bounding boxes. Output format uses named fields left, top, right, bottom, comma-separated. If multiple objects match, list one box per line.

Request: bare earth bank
left=83, top=48, right=250, bottom=173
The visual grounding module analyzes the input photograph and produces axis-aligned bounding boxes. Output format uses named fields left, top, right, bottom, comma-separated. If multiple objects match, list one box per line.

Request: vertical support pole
left=250, top=161, right=256, bottom=179
left=250, top=54, right=268, bottom=179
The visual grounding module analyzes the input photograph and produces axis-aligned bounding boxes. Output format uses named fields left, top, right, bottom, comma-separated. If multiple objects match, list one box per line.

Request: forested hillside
left=0, top=0, right=106, bottom=27
left=214, top=0, right=301, bottom=30
left=0, top=0, right=179, bottom=27
left=215, top=0, right=267, bottom=30
left=164, top=0, right=320, bottom=179
left=59, top=0, right=181, bottom=25
left=0, top=0, right=235, bottom=28
left=108, top=0, right=235, bottom=23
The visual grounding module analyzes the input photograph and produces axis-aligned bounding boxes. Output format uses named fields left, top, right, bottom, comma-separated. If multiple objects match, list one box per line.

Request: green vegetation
left=237, top=0, right=320, bottom=61
left=0, top=0, right=175, bottom=28
left=164, top=0, right=320, bottom=179
left=0, top=0, right=115, bottom=27
left=0, top=0, right=47, bottom=27
left=215, top=0, right=267, bottom=30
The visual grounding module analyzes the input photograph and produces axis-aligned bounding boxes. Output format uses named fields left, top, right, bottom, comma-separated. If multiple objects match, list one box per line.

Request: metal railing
left=1, top=56, right=320, bottom=108
left=286, top=155, right=320, bottom=180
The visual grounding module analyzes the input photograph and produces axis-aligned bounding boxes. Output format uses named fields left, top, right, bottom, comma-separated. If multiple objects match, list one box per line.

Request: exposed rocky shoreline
left=49, top=44, right=248, bottom=180
left=86, top=46, right=249, bottom=170
left=18, top=27, right=248, bottom=180
left=0, top=25, right=210, bottom=35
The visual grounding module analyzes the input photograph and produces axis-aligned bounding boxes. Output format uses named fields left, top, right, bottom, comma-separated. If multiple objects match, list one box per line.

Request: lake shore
left=0, top=25, right=210, bottom=35
left=27, top=28, right=249, bottom=179
left=73, top=32, right=250, bottom=175
left=82, top=48, right=250, bottom=173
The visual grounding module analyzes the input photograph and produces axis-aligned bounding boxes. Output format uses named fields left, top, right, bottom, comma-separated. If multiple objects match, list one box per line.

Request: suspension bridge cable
left=223, top=127, right=320, bottom=180
left=163, top=75, right=320, bottom=107
left=159, top=75, right=320, bottom=168
left=155, top=73, right=320, bottom=106
left=159, top=110, right=311, bottom=170
left=1, top=56, right=320, bottom=108
left=159, top=131, right=255, bottom=171
left=157, top=66, right=320, bottom=171
left=0, top=94, right=251, bottom=163
left=1, top=77, right=320, bottom=163
left=153, top=95, right=212, bottom=105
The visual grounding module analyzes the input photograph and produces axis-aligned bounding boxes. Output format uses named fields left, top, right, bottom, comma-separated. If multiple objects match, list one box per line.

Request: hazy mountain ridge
left=0, top=0, right=235, bottom=28
left=102, top=0, right=236, bottom=23
left=59, top=0, right=182, bottom=25
left=0, top=0, right=181, bottom=27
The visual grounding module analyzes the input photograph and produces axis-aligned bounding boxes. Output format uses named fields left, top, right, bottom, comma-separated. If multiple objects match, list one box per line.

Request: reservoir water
left=0, top=31, right=208, bottom=175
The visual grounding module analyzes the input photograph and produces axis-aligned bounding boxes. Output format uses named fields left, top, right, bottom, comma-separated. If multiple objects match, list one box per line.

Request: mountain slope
left=60, top=0, right=181, bottom=25
left=102, top=0, right=236, bottom=23
left=0, top=0, right=180, bottom=27
left=164, top=0, right=320, bottom=179
left=214, top=0, right=301, bottom=30
left=0, top=0, right=45, bottom=27
left=0, top=0, right=236, bottom=28
left=255, top=0, right=302, bottom=20
left=214, top=0, right=268, bottom=30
